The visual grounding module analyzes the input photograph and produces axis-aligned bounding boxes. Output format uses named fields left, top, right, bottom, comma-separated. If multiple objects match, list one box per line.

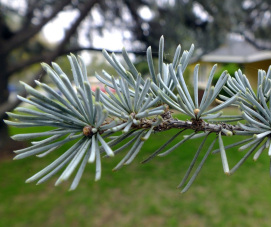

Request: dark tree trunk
left=0, top=59, right=9, bottom=104
left=0, top=52, right=15, bottom=154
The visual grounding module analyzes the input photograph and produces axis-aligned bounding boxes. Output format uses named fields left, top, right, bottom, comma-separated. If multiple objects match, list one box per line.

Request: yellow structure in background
left=195, top=33, right=271, bottom=90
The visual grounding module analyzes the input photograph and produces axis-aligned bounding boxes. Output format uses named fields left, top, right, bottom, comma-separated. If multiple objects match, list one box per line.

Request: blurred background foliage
left=1, top=0, right=271, bottom=226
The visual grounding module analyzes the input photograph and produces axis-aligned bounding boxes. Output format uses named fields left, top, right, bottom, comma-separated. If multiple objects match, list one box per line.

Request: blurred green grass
left=1, top=112, right=271, bottom=227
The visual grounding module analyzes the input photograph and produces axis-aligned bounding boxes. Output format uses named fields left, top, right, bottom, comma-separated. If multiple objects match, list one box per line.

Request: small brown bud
left=83, top=125, right=93, bottom=137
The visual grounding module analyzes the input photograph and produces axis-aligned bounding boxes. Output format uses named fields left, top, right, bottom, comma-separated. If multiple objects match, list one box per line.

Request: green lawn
left=1, top=114, right=271, bottom=227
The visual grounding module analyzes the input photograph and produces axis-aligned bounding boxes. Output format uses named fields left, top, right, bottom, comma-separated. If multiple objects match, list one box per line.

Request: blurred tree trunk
left=0, top=50, right=13, bottom=151
left=0, top=13, right=12, bottom=149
